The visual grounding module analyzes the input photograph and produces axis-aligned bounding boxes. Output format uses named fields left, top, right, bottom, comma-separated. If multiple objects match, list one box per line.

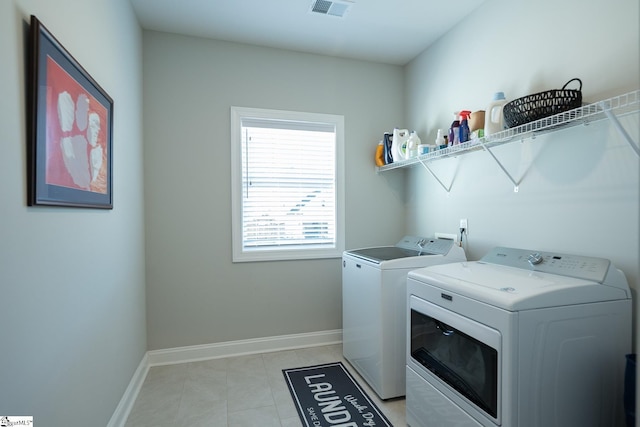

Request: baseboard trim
left=106, top=352, right=149, bottom=427
left=147, top=329, right=343, bottom=366
left=108, top=329, right=342, bottom=426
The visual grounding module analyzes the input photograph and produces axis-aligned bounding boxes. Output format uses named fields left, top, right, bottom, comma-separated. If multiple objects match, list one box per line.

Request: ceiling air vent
left=310, top=0, right=353, bottom=18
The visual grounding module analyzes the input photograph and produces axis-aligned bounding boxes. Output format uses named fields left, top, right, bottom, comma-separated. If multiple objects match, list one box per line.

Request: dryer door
left=409, top=295, right=500, bottom=423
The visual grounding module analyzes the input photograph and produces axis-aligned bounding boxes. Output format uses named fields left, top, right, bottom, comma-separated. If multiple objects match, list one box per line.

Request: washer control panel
left=396, top=236, right=454, bottom=255
left=480, top=247, right=611, bottom=283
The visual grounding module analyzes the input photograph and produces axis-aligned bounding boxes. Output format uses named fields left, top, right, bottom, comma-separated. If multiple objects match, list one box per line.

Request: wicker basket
left=503, top=78, right=582, bottom=128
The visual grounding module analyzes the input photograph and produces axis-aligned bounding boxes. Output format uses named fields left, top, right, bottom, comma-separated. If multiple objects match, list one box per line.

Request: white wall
left=404, top=0, right=639, bottom=342
left=142, top=32, right=406, bottom=350
left=0, top=1, right=146, bottom=426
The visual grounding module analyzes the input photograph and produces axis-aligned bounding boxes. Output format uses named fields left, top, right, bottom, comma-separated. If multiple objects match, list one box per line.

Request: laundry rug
left=283, top=361, right=393, bottom=427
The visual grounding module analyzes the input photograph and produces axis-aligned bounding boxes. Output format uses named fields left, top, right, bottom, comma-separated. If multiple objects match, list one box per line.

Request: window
left=231, top=107, right=345, bottom=262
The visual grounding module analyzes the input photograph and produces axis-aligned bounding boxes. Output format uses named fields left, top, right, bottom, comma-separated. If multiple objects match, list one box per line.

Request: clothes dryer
left=406, top=247, right=632, bottom=427
left=342, top=236, right=466, bottom=399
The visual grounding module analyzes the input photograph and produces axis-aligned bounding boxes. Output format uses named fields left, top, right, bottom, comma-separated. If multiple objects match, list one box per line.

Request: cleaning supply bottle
left=406, top=131, right=421, bottom=158
left=391, top=128, right=410, bottom=161
left=448, top=113, right=460, bottom=146
left=485, top=92, right=508, bottom=136
left=383, top=132, right=393, bottom=164
left=458, top=110, right=471, bottom=143
left=375, top=141, right=385, bottom=166
left=435, top=129, right=446, bottom=149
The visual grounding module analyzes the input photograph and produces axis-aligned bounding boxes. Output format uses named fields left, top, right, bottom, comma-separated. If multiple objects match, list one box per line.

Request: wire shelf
left=377, top=89, right=640, bottom=173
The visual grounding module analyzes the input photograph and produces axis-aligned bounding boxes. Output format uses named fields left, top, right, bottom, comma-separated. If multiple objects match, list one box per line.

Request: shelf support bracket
left=477, top=140, right=520, bottom=192
left=417, top=157, right=451, bottom=192
left=599, top=101, right=640, bottom=157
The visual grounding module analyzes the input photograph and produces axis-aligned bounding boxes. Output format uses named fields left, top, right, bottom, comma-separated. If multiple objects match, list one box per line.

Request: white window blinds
left=231, top=107, right=344, bottom=262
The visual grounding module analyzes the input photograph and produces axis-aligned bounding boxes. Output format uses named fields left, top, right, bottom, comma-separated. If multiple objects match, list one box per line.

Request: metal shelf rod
left=417, top=157, right=451, bottom=192
left=599, top=101, right=639, bottom=157
left=477, top=139, right=520, bottom=192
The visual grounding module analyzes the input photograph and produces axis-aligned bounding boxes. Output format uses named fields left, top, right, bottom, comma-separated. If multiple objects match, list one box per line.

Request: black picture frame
left=28, top=15, right=113, bottom=209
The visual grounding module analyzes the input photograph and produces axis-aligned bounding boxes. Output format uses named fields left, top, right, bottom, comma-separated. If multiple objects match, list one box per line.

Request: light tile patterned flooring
left=125, top=344, right=406, bottom=427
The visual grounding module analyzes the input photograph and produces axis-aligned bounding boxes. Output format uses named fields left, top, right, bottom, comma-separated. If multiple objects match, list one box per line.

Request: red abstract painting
left=45, top=56, right=109, bottom=194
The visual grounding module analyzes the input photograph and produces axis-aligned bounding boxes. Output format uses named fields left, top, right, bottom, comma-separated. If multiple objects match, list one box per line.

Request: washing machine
left=342, top=236, right=466, bottom=399
left=406, top=246, right=632, bottom=427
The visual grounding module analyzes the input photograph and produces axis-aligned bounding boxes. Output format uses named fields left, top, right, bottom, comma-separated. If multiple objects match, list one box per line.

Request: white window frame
left=230, top=106, right=345, bottom=262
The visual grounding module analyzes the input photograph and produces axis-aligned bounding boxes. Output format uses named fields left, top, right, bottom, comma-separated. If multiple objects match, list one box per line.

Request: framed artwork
left=28, top=15, right=113, bottom=209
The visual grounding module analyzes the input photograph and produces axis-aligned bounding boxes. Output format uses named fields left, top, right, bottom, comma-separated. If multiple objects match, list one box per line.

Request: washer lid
left=346, top=246, right=424, bottom=263
left=345, top=236, right=455, bottom=264
left=408, top=261, right=630, bottom=311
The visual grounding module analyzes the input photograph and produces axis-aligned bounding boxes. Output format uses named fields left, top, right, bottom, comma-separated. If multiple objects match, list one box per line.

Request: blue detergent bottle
left=383, top=132, right=393, bottom=164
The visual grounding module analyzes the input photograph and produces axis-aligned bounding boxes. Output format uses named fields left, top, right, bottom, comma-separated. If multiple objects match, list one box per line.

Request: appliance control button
left=527, top=252, right=543, bottom=266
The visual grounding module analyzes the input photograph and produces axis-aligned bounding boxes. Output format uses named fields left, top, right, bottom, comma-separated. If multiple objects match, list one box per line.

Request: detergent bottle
left=391, top=128, right=410, bottom=161
left=448, top=113, right=460, bottom=146
left=375, top=141, right=385, bottom=166
left=485, top=92, right=508, bottom=136
left=458, top=110, right=471, bottom=143
left=383, top=132, right=393, bottom=164
left=406, top=131, right=421, bottom=158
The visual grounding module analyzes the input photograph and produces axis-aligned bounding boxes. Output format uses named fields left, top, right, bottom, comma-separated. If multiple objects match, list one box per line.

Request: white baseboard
left=108, top=329, right=342, bottom=426
left=147, top=329, right=342, bottom=366
left=106, top=352, right=149, bottom=427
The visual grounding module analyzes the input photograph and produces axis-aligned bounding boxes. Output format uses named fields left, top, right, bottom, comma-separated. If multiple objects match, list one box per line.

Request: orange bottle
left=375, top=141, right=385, bottom=166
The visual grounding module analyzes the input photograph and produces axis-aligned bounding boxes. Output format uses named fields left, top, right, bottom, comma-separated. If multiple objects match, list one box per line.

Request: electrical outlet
left=459, top=219, right=468, bottom=234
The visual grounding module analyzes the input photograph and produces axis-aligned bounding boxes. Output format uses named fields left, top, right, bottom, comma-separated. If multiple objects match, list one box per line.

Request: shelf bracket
left=417, top=157, right=451, bottom=192
left=599, top=101, right=640, bottom=157
left=477, top=139, right=520, bottom=192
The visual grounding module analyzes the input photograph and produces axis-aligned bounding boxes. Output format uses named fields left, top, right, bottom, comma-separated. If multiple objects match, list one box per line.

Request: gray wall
left=1, top=0, right=637, bottom=422
left=0, top=1, right=146, bottom=425
left=404, top=0, right=639, bottom=343
left=142, top=32, right=406, bottom=350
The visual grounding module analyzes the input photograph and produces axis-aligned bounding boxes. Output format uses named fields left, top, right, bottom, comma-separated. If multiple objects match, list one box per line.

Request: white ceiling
left=130, top=0, right=486, bottom=65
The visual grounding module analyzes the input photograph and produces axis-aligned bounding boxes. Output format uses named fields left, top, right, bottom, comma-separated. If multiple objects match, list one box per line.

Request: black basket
left=503, top=78, right=582, bottom=128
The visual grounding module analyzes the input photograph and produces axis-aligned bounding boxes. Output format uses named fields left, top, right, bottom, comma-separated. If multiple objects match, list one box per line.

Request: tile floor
left=124, top=344, right=406, bottom=427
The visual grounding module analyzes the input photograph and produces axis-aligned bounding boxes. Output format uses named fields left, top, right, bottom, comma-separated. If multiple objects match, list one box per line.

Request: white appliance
left=342, top=236, right=466, bottom=399
left=406, top=247, right=632, bottom=427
